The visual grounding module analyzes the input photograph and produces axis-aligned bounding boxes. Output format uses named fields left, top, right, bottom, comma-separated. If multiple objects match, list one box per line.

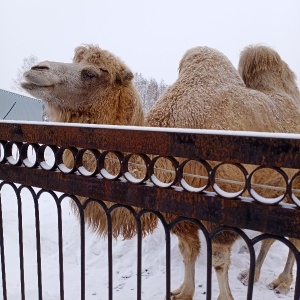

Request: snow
left=179, top=178, right=206, bottom=193
left=150, top=174, right=174, bottom=188
left=249, top=189, right=284, bottom=205
left=213, top=183, right=243, bottom=199
left=1, top=120, right=300, bottom=140
left=0, top=182, right=297, bottom=300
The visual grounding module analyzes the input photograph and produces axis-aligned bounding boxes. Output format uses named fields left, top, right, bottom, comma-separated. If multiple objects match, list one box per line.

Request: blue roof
left=0, top=89, right=43, bottom=121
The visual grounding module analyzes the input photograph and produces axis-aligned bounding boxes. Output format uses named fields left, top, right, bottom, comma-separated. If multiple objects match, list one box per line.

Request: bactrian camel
left=145, top=45, right=300, bottom=299
left=22, top=44, right=300, bottom=299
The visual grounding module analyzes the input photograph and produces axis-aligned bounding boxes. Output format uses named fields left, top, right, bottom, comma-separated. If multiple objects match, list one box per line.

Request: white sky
left=0, top=0, right=300, bottom=92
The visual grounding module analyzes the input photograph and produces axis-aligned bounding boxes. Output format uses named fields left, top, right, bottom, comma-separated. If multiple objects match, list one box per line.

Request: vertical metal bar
left=17, top=192, right=25, bottom=300
left=246, top=243, right=256, bottom=300
left=165, top=228, right=171, bottom=300
left=80, top=208, right=85, bottom=300
left=107, top=213, right=113, bottom=300
left=57, top=204, right=64, bottom=300
left=205, top=239, right=212, bottom=300
left=34, top=196, right=43, bottom=300
left=0, top=193, right=7, bottom=300
left=294, top=252, right=300, bottom=300
left=136, top=217, right=142, bottom=300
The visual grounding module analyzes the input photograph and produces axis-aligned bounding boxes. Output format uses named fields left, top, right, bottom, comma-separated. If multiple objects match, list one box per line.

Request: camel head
left=21, top=44, right=140, bottom=124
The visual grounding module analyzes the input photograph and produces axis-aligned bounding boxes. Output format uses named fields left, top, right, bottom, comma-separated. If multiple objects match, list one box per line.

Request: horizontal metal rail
left=0, top=163, right=300, bottom=239
left=0, top=121, right=299, bottom=167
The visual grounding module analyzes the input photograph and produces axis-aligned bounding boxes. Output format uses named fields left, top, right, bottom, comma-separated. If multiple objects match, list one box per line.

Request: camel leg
left=171, top=223, right=200, bottom=300
left=239, top=238, right=275, bottom=285
left=212, top=243, right=234, bottom=300
left=267, top=238, right=300, bottom=295
left=208, top=228, right=240, bottom=300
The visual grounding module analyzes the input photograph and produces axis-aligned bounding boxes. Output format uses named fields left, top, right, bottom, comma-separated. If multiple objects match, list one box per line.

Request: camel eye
left=86, top=73, right=96, bottom=79
left=81, top=69, right=98, bottom=80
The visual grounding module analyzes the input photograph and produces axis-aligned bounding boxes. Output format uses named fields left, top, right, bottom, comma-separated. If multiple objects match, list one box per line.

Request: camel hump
left=238, top=44, right=299, bottom=100
left=238, top=45, right=283, bottom=80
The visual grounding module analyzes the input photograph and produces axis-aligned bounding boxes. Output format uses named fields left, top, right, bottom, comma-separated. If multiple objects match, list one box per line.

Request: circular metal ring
left=75, top=148, right=100, bottom=176
left=4, top=142, right=23, bottom=166
left=0, top=141, right=7, bottom=163
left=20, top=143, right=39, bottom=168
left=247, top=166, right=288, bottom=205
left=122, top=153, right=150, bottom=184
left=210, top=162, right=248, bottom=198
left=148, top=156, right=178, bottom=188
left=55, top=147, right=78, bottom=174
left=98, top=150, right=123, bottom=180
left=288, top=171, right=300, bottom=207
left=178, top=159, right=211, bottom=192
left=37, top=145, right=58, bottom=171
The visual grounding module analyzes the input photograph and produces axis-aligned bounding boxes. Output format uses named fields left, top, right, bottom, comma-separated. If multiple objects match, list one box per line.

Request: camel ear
left=73, top=46, right=87, bottom=63
left=116, top=69, right=134, bottom=84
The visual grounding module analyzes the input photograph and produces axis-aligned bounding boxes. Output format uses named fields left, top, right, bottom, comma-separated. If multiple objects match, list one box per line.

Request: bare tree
left=11, top=55, right=49, bottom=121
left=133, top=72, right=168, bottom=113
left=11, top=55, right=39, bottom=92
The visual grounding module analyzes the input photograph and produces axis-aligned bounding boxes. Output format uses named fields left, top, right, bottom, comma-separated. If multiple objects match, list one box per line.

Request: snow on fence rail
left=0, top=121, right=300, bottom=300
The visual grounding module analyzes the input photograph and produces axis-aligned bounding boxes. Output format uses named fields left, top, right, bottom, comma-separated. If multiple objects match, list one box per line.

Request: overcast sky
left=1, top=0, right=300, bottom=93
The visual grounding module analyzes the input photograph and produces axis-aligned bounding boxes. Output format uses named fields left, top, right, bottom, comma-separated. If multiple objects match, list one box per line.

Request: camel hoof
left=238, top=269, right=250, bottom=286
left=267, top=280, right=291, bottom=295
left=238, top=268, right=260, bottom=286
left=170, top=286, right=193, bottom=300
left=171, top=294, right=192, bottom=300
left=216, top=295, right=234, bottom=300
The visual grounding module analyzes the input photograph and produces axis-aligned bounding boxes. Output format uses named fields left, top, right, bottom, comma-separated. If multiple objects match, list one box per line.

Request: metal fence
left=0, top=121, right=300, bottom=300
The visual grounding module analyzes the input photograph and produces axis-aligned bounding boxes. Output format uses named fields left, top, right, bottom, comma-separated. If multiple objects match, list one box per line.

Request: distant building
left=0, top=89, right=44, bottom=121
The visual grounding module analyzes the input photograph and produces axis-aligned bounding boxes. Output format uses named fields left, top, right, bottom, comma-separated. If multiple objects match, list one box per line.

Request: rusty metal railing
left=0, top=121, right=300, bottom=300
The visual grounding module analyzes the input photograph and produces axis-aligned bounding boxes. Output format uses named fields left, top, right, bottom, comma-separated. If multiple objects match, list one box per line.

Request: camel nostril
left=31, top=65, right=49, bottom=71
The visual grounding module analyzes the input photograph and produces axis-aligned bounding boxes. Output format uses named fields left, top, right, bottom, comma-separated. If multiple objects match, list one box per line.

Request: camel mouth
left=21, top=80, right=53, bottom=90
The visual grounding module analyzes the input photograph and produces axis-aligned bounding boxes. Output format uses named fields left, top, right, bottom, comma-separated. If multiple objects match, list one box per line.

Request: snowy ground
left=0, top=182, right=296, bottom=300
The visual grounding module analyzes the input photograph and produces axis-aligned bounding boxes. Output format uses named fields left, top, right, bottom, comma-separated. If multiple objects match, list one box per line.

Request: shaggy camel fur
left=21, top=44, right=161, bottom=240
left=145, top=45, right=300, bottom=299
left=22, top=44, right=300, bottom=299
left=237, top=45, right=300, bottom=295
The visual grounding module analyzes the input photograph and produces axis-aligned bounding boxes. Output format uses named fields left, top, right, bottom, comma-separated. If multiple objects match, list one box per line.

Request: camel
left=21, top=43, right=300, bottom=300
left=21, top=44, right=159, bottom=240
left=145, top=45, right=300, bottom=299
left=237, top=45, right=300, bottom=295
